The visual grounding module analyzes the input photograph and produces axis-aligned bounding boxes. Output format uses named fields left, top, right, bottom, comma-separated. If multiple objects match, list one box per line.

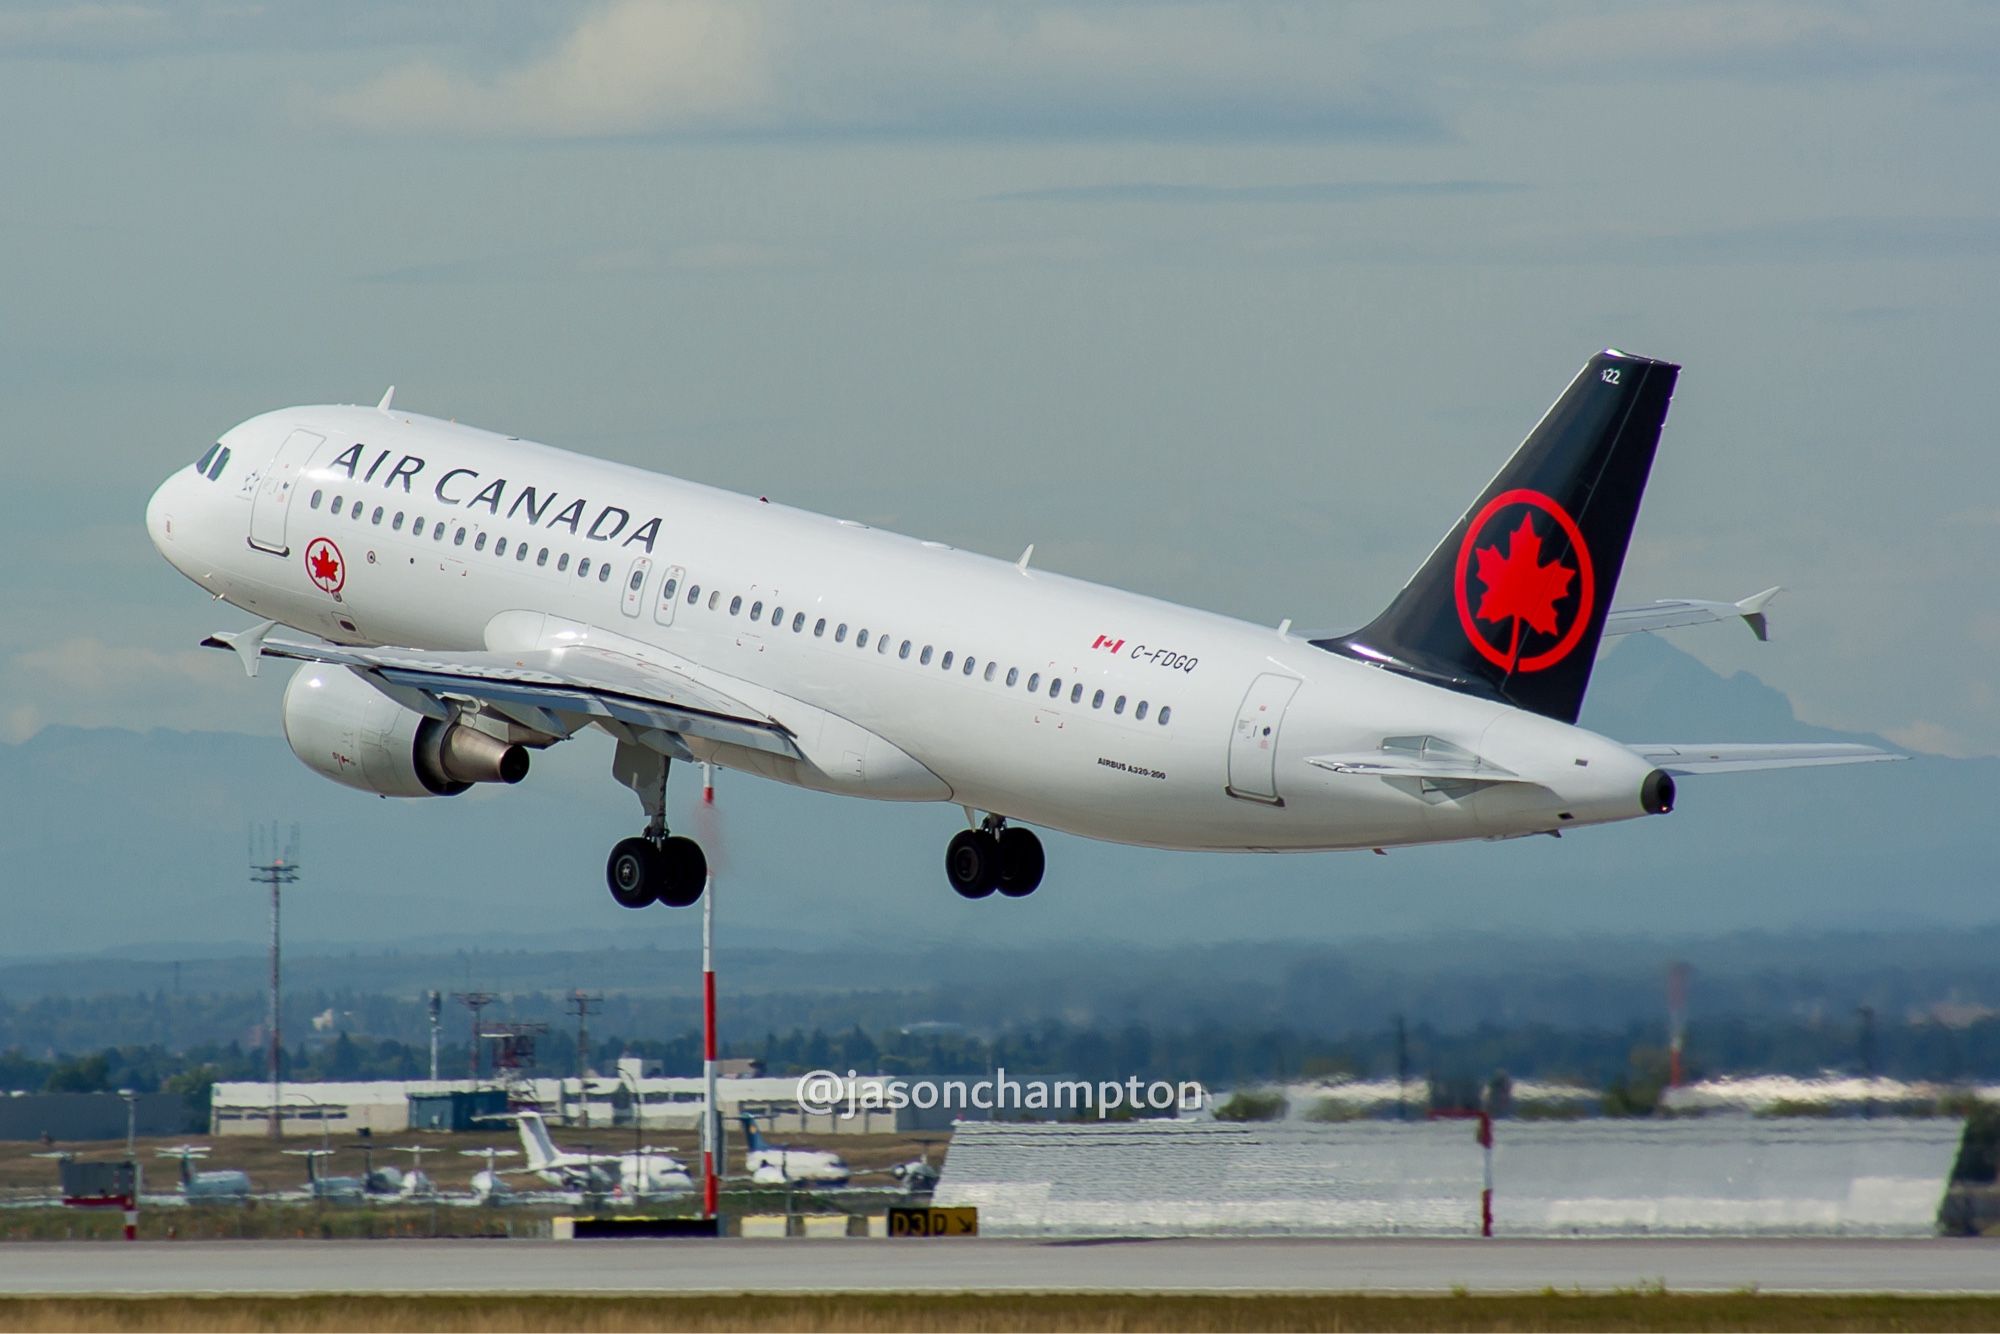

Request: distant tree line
left=7, top=1001, right=2000, bottom=1124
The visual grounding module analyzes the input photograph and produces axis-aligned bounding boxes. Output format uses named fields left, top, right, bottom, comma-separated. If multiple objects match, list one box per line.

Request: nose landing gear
left=606, top=742, right=708, bottom=909
left=946, top=816, right=1045, bottom=900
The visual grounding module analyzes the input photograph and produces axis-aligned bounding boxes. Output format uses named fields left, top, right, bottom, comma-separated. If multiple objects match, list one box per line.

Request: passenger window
left=435, top=522, right=447, bottom=540
left=879, top=636, right=891, bottom=655
left=196, top=444, right=219, bottom=474
left=454, top=528, right=466, bottom=546
left=730, top=596, right=742, bottom=616
left=770, top=605, right=782, bottom=625
left=473, top=533, right=488, bottom=552
left=663, top=577, right=678, bottom=600
left=393, top=512, right=404, bottom=531
left=919, top=645, right=933, bottom=666
left=709, top=591, right=721, bottom=610
left=940, top=651, right=953, bottom=671
left=1114, top=695, right=1126, bottom=715
left=1050, top=678, right=1062, bottom=698
left=629, top=569, right=645, bottom=592
left=599, top=563, right=612, bottom=583
left=557, top=552, right=570, bottom=572
left=331, top=495, right=344, bottom=514
left=1027, top=673, right=1040, bottom=692
left=1158, top=705, right=1172, bottom=726
left=1136, top=701, right=1149, bottom=720
left=208, top=447, right=231, bottom=479
left=899, top=640, right=912, bottom=660
left=310, top=490, right=323, bottom=509
left=750, top=600, right=763, bottom=620
left=516, top=543, right=529, bottom=562
left=1070, top=683, right=1083, bottom=704
left=793, top=613, right=806, bottom=633
left=984, top=662, right=997, bottom=682
left=578, top=556, right=591, bottom=577
left=1006, top=668, right=1019, bottom=687
left=685, top=584, right=699, bottom=603
left=1092, top=689, right=1105, bottom=708
left=813, top=617, right=827, bottom=637
left=833, top=623, right=845, bottom=642
left=856, top=629, right=869, bottom=648
left=373, top=506, right=384, bottom=525
left=962, top=657, right=975, bottom=677
left=537, top=548, right=549, bottom=567
left=493, top=536, right=505, bottom=556
left=412, top=514, right=424, bottom=532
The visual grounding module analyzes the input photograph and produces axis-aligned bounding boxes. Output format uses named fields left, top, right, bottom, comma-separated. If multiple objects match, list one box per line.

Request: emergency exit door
left=248, top=429, right=325, bottom=555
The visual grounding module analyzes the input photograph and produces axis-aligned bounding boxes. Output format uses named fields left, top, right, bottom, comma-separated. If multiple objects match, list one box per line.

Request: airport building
left=207, top=1064, right=1098, bottom=1137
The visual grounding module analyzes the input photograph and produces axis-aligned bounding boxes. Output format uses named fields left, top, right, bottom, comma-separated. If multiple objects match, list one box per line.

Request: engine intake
left=283, top=664, right=529, bottom=798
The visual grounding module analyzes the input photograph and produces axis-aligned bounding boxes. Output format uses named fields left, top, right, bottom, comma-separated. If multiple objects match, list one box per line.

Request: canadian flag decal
left=1091, top=635, right=1125, bottom=653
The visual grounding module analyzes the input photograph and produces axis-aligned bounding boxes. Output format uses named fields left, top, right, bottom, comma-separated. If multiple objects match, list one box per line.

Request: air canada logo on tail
left=1452, top=488, right=1594, bottom=672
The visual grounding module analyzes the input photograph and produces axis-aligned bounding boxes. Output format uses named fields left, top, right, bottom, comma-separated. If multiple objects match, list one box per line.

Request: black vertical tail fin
left=1315, top=349, right=1679, bottom=724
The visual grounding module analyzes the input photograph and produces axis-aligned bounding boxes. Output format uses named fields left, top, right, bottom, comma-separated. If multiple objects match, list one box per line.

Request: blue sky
left=3, top=1, right=1996, bottom=758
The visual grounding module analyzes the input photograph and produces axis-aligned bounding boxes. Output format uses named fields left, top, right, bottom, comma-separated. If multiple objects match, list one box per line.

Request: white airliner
left=739, top=1113, right=850, bottom=1185
left=507, top=1109, right=691, bottom=1197
left=146, top=350, right=1896, bottom=906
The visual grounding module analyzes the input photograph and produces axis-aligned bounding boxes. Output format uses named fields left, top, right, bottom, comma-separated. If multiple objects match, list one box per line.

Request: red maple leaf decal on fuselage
left=309, top=546, right=341, bottom=586
left=1472, top=514, right=1574, bottom=664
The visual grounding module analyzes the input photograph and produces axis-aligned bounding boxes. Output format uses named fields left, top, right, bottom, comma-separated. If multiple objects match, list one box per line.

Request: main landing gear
left=946, top=816, right=1045, bottom=900
left=606, top=742, right=707, bottom=909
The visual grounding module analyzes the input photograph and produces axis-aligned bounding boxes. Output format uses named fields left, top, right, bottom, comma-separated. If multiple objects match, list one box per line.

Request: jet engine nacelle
left=282, top=663, right=529, bottom=798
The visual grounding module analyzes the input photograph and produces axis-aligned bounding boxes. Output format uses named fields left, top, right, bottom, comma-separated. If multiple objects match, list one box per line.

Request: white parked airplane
left=154, top=1145, right=251, bottom=1200
left=146, top=350, right=1896, bottom=907
left=506, top=1109, right=692, bottom=1197
left=739, top=1113, right=850, bottom=1185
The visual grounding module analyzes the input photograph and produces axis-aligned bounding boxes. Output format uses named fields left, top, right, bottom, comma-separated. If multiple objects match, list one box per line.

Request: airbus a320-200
left=146, top=350, right=1897, bottom=909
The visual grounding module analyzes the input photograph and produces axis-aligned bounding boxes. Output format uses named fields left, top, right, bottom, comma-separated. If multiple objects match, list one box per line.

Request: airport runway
left=1, top=1237, right=1996, bottom=1296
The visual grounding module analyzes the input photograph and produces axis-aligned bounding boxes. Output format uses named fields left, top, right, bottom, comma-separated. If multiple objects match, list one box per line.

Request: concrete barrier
left=933, top=1118, right=1966, bottom=1238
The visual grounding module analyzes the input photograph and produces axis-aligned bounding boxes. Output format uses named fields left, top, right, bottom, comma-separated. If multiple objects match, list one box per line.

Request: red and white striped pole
left=1477, top=1112, right=1494, bottom=1238
left=700, top=762, right=720, bottom=1220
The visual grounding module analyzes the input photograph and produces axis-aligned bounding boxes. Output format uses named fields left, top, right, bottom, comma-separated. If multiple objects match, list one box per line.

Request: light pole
left=118, top=1088, right=137, bottom=1161
left=283, top=1090, right=332, bottom=1151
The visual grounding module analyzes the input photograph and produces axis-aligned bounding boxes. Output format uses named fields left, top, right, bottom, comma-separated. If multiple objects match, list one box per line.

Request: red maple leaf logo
left=309, top=546, right=341, bottom=586
left=1472, top=514, right=1575, bottom=662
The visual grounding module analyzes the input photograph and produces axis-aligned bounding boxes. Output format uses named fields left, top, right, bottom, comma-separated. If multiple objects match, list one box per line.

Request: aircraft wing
left=1625, top=742, right=1904, bottom=775
left=1604, top=587, right=1780, bottom=641
left=202, top=621, right=798, bottom=759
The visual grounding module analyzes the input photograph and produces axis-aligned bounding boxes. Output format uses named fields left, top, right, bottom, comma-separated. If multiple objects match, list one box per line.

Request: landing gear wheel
left=995, top=827, right=1045, bottom=898
left=656, top=835, right=709, bottom=908
left=606, top=837, right=660, bottom=909
left=946, top=829, right=999, bottom=899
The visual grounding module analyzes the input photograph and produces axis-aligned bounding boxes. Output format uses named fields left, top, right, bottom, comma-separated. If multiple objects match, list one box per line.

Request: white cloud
left=325, top=1, right=775, bottom=137
left=318, top=0, right=1435, bottom=141
left=4, top=636, right=272, bottom=740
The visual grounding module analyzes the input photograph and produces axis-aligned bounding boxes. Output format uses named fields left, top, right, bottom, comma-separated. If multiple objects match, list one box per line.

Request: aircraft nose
left=145, top=473, right=177, bottom=552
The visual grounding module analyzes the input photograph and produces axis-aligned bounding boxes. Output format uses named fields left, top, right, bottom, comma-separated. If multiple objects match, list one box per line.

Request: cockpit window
left=195, top=444, right=219, bottom=475
left=206, top=447, right=231, bottom=480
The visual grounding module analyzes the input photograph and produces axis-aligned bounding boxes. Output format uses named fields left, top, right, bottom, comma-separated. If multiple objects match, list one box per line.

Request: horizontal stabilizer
left=1625, top=742, right=1903, bottom=775
left=1307, top=735, right=1530, bottom=784
left=1605, top=587, right=1781, bottom=642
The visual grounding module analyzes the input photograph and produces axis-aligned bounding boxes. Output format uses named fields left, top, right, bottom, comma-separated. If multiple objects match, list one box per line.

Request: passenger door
left=1226, top=673, right=1301, bottom=805
left=248, top=429, right=326, bottom=555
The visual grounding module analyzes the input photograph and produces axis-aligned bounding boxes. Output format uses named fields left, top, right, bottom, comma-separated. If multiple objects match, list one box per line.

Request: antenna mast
left=566, top=991, right=604, bottom=1127
left=250, top=824, right=301, bottom=1141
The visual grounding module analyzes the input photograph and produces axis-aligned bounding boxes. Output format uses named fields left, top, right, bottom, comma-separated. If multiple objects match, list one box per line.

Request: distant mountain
left=0, top=634, right=1977, bottom=956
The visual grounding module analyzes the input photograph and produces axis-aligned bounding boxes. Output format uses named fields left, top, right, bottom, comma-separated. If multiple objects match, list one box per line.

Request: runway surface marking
left=1, top=1237, right=1996, bottom=1296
